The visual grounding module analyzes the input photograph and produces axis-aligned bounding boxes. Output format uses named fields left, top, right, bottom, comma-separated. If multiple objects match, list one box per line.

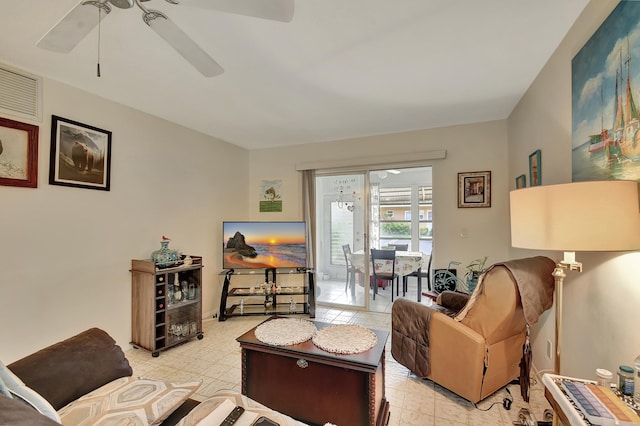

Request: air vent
left=0, top=64, right=42, bottom=121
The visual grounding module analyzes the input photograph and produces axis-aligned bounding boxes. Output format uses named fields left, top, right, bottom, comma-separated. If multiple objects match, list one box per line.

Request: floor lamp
left=509, top=180, right=640, bottom=375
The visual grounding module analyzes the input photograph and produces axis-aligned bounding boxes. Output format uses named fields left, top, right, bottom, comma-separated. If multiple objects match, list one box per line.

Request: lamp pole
left=552, top=266, right=566, bottom=375
left=552, top=256, right=582, bottom=375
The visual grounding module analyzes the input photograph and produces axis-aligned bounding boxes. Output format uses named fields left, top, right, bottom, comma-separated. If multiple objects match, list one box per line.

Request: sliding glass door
left=314, top=166, right=432, bottom=312
left=315, top=173, right=368, bottom=309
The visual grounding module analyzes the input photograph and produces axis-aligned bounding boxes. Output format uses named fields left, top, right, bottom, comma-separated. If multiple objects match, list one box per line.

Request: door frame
left=314, top=165, right=433, bottom=311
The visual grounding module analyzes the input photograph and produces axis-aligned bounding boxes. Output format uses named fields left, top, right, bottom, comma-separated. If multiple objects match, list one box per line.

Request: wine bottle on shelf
left=173, top=273, right=183, bottom=301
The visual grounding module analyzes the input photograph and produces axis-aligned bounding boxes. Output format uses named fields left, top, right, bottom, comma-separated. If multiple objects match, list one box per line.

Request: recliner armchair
left=391, top=256, right=555, bottom=403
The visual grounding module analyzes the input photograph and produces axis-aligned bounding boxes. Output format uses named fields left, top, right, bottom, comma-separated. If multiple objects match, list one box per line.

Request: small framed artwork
left=458, top=171, right=491, bottom=208
left=0, top=116, right=38, bottom=188
left=259, top=179, right=282, bottom=212
left=515, top=174, right=526, bottom=189
left=529, top=149, right=541, bottom=186
left=49, top=115, right=112, bottom=191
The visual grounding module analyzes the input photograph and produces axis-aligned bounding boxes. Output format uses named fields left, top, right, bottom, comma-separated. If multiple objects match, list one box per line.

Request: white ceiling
left=0, top=0, right=589, bottom=150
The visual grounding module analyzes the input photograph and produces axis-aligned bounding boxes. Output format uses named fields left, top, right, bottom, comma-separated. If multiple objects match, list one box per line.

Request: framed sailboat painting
left=572, top=0, right=640, bottom=182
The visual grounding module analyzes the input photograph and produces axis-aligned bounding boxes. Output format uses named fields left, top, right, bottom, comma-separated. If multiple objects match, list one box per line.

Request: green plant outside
left=465, top=256, right=488, bottom=277
left=380, top=223, right=432, bottom=237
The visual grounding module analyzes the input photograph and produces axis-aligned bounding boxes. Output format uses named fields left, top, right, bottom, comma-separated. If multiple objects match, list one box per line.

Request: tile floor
left=126, top=307, right=553, bottom=425
left=316, top=277, right=423, bottom=314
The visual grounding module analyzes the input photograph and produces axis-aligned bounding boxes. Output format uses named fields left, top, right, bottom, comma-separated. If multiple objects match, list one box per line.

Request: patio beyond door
left=314, top=167, right=432, bottom=312
left=315, top=173, right=368, bottom=308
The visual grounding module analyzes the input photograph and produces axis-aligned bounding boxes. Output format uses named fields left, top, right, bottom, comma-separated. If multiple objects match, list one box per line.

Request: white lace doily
left=254, top=318, right=317, bottom=346
left=312, top=324, right=378, bottom=355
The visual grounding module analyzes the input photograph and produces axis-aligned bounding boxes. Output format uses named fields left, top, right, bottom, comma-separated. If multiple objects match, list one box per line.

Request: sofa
left=391, top=256, right=555, bottom=403
left=0, top=327, right=306, bottom=426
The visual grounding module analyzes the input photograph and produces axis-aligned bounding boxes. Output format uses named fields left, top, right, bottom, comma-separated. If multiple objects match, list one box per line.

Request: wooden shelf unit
left=131, top=256, right=203, bottom=356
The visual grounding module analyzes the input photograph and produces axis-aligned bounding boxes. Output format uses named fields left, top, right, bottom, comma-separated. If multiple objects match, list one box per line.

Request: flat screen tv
left=222, top=221, right=307, bottom=269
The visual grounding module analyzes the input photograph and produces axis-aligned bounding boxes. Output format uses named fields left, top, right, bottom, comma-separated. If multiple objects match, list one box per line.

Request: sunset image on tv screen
left=223, top=222, right=307, bottom=269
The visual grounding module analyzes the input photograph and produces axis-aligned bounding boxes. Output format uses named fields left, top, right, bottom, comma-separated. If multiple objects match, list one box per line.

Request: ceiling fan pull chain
left=97, top=5, right=102, bottom=77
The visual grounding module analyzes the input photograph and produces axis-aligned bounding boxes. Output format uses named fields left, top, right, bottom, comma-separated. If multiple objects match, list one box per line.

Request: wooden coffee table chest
left=236, top=318, right=390, bottom=426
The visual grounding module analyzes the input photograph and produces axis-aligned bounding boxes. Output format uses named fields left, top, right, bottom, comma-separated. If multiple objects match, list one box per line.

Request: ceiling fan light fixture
left=141, top=8, right=167, bottom=26
left=109, top=0, right=134, bottom=9
left=85, top=1, right=112, bottom=13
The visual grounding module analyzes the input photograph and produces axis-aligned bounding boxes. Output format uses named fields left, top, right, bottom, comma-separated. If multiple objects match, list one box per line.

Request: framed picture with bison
left=49, top=115, right=112, bottom=191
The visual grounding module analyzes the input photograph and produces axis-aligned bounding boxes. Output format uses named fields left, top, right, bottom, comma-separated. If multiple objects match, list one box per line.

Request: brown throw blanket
left=502, top=256, right=555, bottom=325
left=456, top=256, right=555, bottom=325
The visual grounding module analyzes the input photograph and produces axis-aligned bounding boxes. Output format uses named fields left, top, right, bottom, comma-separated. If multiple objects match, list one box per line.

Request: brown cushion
left=8, top=328, right=132, bottom=410
left=436, top=291, right=470, bottom=312
left=0, top=394, right=61, bottom=425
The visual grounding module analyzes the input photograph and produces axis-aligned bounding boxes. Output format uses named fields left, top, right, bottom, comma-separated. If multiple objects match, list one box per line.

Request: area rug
left=312, top=324, right=377, bottom=355
left=254, top=318, right=317, bottom=346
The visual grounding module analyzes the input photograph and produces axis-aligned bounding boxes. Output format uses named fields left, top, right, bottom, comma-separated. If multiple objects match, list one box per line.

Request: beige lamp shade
left=510, top=181, right=640, bottom=252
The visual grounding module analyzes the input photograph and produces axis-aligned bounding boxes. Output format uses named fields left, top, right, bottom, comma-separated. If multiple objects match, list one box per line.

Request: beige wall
left=1, top=75, right=511, bottom=363
left=508, top=0, right=640, bottom=377
left=0, top=78, right=249, bottom=363
left=248, top=119, right=511, bottom=287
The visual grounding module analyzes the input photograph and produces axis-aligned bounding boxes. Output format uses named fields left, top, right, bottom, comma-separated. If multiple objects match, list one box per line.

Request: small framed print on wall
left=515, top=174, right=526, bottom=189
left=0, top=116, right=38, bottom=188
left=49, top=115, right=112, bottom=191
left=458, top=171, right=491, bottom=208
left=529, top=149, right=541, bottom=186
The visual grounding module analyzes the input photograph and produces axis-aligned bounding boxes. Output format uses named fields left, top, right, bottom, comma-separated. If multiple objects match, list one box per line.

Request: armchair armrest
left=391, top=299, right=452, bottom=377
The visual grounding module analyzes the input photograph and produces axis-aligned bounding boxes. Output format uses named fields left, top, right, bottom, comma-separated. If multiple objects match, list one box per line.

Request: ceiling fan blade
left=176, top=0, right=294, bottom=23
left=37, top=1, right=111, bottom=53
left=144, top=10, right=224, bottom=77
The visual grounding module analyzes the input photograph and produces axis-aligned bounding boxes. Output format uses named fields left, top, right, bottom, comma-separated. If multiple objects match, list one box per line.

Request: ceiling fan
left=37, top=0, right=295, bottom=77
